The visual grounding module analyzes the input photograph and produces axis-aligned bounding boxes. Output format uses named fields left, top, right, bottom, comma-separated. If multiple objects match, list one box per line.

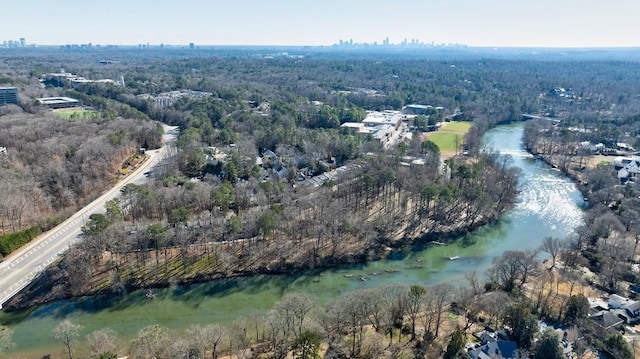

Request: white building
left=362, top=111, right=403, bottom=129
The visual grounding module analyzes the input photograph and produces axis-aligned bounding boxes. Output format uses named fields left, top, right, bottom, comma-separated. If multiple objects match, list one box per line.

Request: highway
left=0, top=125, right=179, bottom=309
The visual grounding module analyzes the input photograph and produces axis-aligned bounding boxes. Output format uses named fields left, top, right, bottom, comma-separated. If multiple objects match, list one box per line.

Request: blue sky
left=1, top=0, right=638, bottom=47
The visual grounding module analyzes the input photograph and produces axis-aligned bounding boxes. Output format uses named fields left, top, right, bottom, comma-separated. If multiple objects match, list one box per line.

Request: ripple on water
left=491, top=128, right=584, bottom=237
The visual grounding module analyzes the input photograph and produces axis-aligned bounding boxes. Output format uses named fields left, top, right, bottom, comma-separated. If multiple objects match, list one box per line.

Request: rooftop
left=405, top=104, right=433, bottom=110
left=362, top=110, right=403, bottom=126
left=37, top=96, right=80, bottom=105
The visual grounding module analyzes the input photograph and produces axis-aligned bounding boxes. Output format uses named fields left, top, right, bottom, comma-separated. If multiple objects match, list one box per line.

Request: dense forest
left=2, top=47, right=640, bottom=358
left=0, top=106, right=162, bottom=254
left=1, top=50, right=549, bottom=300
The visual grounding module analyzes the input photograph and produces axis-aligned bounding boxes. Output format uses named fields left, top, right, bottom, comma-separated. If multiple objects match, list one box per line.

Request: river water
left=1, top=123, right=586, bottom=357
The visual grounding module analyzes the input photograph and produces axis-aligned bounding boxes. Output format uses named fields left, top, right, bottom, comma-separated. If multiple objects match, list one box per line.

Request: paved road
left=0, top=125, right=179, bottom=309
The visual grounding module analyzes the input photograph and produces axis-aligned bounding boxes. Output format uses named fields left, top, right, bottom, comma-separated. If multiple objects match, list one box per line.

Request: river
left=0, top=123, right=586, bottom=357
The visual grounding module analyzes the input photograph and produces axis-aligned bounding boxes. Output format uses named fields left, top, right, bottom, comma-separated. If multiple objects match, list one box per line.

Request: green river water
left=1, top=123, right=586, bottom=357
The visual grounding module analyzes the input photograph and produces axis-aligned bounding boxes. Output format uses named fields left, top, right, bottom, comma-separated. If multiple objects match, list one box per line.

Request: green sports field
left=53, top=108, right=96, bottom=119
left=441, top=121, right=472, bottom=133
left=428, top=132, right=465, bottom=152
left=426, top=121, right=471, bottom=152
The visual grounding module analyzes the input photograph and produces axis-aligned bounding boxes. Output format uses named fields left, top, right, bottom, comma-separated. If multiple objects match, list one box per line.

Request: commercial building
left=37, top=96, right=81, bottom=109
left=0, top=87, right=19, bottom=106
left=403, top=104, right=444, bottom=115
left=340, top=110, right=405, bottom=147
left=41, top=69, right=117, bottom=87
left=362, top=110, right=403, bottom=129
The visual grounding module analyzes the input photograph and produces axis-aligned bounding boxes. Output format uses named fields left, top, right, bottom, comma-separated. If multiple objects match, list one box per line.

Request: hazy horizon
left=1, top=0, right=638, bottom=48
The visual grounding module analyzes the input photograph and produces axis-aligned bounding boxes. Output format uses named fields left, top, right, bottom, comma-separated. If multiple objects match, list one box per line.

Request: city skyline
left=0, top=0, right=638, bottom=48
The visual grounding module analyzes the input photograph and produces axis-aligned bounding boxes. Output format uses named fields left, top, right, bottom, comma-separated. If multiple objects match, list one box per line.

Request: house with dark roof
left=469, top=340, right=524, bottom=359
left=622, top=301, right=640, bottom=324
left=469, top=329, right=526, bottom=359
left=592, top=310, right=624, bottom=330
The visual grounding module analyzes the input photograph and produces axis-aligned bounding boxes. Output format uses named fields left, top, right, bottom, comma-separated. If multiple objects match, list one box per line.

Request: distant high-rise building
left=189, top=42, right=195, bottom=49
left=19, top=37, right=25, bottom=47
left=0, top=87, right=19, bottom=106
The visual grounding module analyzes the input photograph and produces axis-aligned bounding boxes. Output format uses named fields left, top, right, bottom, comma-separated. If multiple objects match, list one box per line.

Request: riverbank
left=6, top=142, right=518, bottom=309
left=524, top=147, right=592, bottom=200
left=4, top=207, right=501, bottom=310
left=0, top=123, right=587, bottom=358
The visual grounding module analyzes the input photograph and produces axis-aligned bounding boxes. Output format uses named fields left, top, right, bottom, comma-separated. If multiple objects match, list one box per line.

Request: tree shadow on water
left=174, top=270, right=325, bottom=309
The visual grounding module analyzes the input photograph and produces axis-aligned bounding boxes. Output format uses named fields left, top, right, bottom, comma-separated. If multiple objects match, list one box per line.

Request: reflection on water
left=1, top=123, right=586, bottom=356
left=486, top=125, right=585, bottom=234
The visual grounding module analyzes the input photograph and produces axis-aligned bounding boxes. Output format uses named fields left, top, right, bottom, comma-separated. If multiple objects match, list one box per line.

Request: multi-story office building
left=0, top=87, right=19, bottom=106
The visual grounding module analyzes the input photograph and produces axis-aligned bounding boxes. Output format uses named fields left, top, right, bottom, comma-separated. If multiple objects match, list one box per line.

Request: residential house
left=580, top=141, right=605, bottom=154
left=262, top=149, right=278, bottom=163
left=591, top=310, right=624, bottom=330
left=609, top=294, right=634, bottom=309
left=469, top=330, right=526, bottom=359
left=622, top=301, right=640, bottom=324
left=614, top=157, right=640, bottom=183
left=616, top=142, right=635, bottom=152
left=469, top=340, right=524, bottom=359
left=272, top=165, right=289, bottom=179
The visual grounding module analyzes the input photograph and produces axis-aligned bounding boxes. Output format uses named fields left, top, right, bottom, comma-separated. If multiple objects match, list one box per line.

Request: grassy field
left=53, top=108, right=96, bottom=119
left=428, top=132, right=464, bottom=152
left=440, top=121, right=472, bottom=133
left=426, top=121, right=472, bottom=153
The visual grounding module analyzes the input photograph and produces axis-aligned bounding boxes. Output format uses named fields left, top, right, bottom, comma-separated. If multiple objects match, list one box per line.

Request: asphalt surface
left=0, top=125, right=179, bottom=309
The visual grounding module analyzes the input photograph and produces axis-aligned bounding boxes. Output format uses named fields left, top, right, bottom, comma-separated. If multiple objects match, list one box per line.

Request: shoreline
left=3, top=212, right=499, bottom=311
left=524, top=145, right=591, bottom=200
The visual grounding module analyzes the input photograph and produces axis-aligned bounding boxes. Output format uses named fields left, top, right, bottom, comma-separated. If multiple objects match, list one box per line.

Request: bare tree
left=275, top=292, right=314, bottom=338
left=406, top=285, right=425, bottom=340
left=488, top=250, right=539, bottom=292
left=318, top=300, right=348, bottom=346
left=360, top=288, right=384, bottom=332
left=379, top=284, right=408, bottom=342
left=430, top=283, right=452, bottom=337
left=540, top=237, right=564, bottom=269
left=334, top=292, right=368, bottom=358
left=230, top=318, right=251, bottom=359
left=168, top=337, right=191, bottom=359
left=85, top=328, right=118, bottom=358
left=131, top=324, right=172, bottom=359
left=478, top=291, right=511, bottom=327
left=186, top=323, right=228, bottom=359
left=265, top=308, right=288, bottom=358
left=360, top=331, right=386, bottom=359
left=53, top=319, right=82, bottom=359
